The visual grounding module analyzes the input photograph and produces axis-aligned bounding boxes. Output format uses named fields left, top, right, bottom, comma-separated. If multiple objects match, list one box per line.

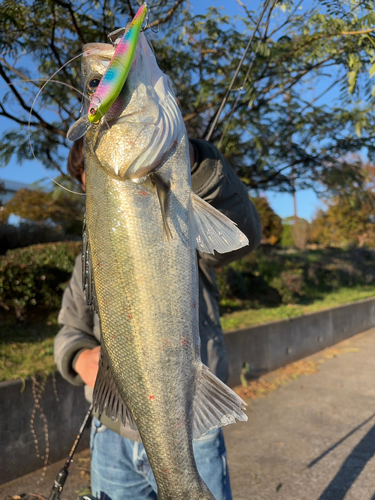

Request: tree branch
left=0, top=64, right=66, bottom=137
left=126, top=0, right=135, bottom=17
left=0, top=104, right=39, bottom=127
left=46, top=149, right=66, bottom=176
left=53, top=0, right=86, bottom=44
left=149, top=0, right=184, bottom=28
left=49, top=3, right=74, bottom=89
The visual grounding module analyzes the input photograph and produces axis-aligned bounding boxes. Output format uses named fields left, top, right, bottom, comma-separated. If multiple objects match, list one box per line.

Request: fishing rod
left=205, top=0, right=274, bottom=143
left=48, top=403, right=93, bottom=500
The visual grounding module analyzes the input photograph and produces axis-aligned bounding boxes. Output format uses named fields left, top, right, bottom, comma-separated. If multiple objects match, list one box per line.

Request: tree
left=1, top=1, right=375, bottom=196
left=310, top=159, right=375, bottom=248
left=310, top=197, right=375, bottom=248
left=2, top=181, right=84, bottom=235
left=251, top=196, right=282, bottom=245
left=0, top=180, right=5, bottom=223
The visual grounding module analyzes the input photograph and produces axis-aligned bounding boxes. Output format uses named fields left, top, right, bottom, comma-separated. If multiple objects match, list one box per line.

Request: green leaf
left=355, top=121, right=362, bottom=138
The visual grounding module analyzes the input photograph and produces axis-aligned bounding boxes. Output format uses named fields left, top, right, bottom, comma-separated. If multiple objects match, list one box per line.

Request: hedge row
left=216, top=246, right=375, bottom=312
left=0, top=241, right=80, bottom=319
left=2, top=240, right=375, bottom=320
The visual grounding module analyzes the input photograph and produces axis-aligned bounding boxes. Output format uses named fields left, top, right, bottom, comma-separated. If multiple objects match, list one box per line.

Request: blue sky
left=0, top=0, right=324, bottom=221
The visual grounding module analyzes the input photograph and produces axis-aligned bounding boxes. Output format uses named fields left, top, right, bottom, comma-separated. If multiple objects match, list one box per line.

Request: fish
left=80, top=20, right=249, bottom=500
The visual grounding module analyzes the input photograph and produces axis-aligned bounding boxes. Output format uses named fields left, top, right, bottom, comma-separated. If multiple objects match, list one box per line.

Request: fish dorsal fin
left=93, top=343, right=138, bottom=430
left=151, top=172, right=172, bottom=240
left=191, top=192, right=249, bottom=254
left=192, top=364, right=247, bottom=440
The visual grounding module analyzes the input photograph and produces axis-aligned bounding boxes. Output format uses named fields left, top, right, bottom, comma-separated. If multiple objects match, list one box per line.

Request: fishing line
left=205, top=0, right=274, bottom=143
left=1, top=76, right=88, bottom=194
left=27, top=52, right=89, bottom=196
left=217, top=0, right=276, bottom=148
left=0, top=78, right=87, bottom=114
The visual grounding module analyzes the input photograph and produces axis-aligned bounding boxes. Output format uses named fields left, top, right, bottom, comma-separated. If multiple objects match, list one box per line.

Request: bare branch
left=0, top=63, right=66, bottom=137
left=126, top=0, right=135, bottom=17
left=149, top=0, right=184, bottom=28
left=183, top=102, right=214, bottom=123
left=236, top=0, right=263, bottom=38
left=0, top=103, right=39, bottom=127
left=53, top=0, right=86, bottom=44
left=46, top=149, right=66, bottom=176
left=50, top=3, right=74, bottom=90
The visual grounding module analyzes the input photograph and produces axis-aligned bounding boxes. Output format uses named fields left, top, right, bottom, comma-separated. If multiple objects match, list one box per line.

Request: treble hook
left=108, top=2, right=150, bottom=45
left=141, top=1, right=160, bottom=33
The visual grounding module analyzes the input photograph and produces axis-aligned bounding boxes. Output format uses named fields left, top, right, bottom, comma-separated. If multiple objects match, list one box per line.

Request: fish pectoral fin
left=93, top=344, right=137, bottom=431
left=67, top=115, right=93, bottom=141
left=192, top=364, right=248, bottom=440
left=151, top=172, right=172, bottom=241
left=191, top=192, right=249, bottom=254
left=82, top=218, right=98, bottom=312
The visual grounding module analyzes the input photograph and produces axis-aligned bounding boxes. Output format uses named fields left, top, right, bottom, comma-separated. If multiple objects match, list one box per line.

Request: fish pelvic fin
left=93, top=344, right=138, bottom=431
left=191, top=192, right=249, bottom=254
left=67, top=115, right=93, bottom=142
left=192, top=364, right=247, bottom=440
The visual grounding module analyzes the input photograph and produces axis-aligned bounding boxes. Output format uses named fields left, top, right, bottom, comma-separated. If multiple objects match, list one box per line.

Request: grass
left=221, top=284, right=375, bottom=332
left=1, top=284, right=375, bottom=383
left=0, top=319, right=59, bottom=382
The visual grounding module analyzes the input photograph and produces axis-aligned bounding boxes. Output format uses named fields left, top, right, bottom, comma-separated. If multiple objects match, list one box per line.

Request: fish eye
left=87, top=77, right=101, bottom=95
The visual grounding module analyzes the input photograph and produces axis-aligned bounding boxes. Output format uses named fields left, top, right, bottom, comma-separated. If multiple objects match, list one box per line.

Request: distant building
left=0, top=179, right=29, bottom=204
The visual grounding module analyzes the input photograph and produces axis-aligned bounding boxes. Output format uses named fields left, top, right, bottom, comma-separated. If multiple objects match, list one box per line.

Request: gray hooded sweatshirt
left=54, top=138, right=262, bottom=440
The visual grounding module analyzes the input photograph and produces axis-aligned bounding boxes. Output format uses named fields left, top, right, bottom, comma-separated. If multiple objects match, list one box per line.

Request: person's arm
left=54, top=255, right=100, bottom=387
left=190, top=139, right=262, bottom=267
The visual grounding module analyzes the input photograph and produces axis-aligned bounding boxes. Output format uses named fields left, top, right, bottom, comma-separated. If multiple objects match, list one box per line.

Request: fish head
left=82, top=33, right=184, bottom=181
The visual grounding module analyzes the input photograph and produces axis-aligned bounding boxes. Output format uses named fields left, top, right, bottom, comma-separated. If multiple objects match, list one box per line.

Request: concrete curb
left=224, top=297, right=375, bottom=387
left=2, top=297, right=375, bottom=484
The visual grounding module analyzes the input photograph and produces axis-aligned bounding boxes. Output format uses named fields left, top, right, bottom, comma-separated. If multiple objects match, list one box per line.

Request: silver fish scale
left=85, top=133, right=214, bottom=499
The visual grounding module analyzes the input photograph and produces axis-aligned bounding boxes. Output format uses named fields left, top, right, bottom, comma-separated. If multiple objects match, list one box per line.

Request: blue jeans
left=90, top=417, right=232, bottom=500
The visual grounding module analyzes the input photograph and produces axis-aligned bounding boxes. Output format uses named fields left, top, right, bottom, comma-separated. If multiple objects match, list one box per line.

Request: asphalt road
left=225, top=327, right=375, bottom=500
left=2, top=327, right=375, bottom=500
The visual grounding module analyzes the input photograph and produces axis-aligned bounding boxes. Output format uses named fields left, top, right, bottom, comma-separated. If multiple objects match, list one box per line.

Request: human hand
left=75, top=346, right=100, bottom=389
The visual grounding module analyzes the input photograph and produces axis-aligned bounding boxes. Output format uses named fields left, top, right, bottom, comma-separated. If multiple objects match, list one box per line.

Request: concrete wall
left=2, top=297, right=375, bottom=484
left=225, top=297, right=375, bottom=387
left=0, top=373, right=90, bottom=485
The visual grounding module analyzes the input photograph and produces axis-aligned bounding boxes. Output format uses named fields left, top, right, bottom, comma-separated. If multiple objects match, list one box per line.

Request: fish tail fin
left=192, top=364, right=247, bottom=440
left=67, top=114, right=93, bottom=141
left=190, top=192, right=249, bottom=254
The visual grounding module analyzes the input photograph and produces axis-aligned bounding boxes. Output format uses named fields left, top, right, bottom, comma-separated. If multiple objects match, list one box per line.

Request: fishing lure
left=67, top=3, right=147, bottom=142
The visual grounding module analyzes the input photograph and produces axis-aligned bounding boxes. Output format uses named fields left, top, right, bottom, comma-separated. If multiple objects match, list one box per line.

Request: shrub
left=0, top=241, right=80, bottom=320
left=216, top=245, right=375, bottom=312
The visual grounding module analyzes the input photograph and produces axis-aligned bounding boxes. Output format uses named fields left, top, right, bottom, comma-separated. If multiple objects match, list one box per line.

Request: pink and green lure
left=67, top=3, right=147, bottom=142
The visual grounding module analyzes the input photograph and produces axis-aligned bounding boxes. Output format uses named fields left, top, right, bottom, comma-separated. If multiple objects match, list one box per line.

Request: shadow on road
left=308, top=411, right=375, bottom=468
left=317, top=420, right=375, bottom=500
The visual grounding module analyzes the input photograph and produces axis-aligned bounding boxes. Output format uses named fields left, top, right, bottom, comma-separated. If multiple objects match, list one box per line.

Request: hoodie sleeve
left=190, top=139, right=262, bottom=268
left=54, top=255, right=99, bottom=386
